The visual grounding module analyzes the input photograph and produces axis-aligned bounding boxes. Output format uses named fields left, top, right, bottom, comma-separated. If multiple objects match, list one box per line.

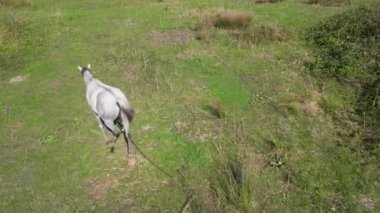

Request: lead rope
left=115, top=103, right=174, bottom=178
left=129, top=139, right=174, bottom=178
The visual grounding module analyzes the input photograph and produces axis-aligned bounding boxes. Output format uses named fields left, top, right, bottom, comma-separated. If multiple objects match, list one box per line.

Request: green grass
left=0, top=0, right=379, bottom=211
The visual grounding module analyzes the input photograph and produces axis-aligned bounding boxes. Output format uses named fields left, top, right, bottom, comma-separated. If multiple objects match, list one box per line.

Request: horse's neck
left=84, top=74, right=117, bottom=95
left=83, top=72, right=94, bottom=86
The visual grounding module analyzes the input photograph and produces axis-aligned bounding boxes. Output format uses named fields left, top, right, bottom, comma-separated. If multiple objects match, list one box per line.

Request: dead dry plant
left=214, top=10, right=253, bottom=30
left=194, top=12, right=215, bottom=40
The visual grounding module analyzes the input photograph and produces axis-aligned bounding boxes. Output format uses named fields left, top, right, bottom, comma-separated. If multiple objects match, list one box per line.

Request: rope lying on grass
left=129, top=139, right=174, bottom=178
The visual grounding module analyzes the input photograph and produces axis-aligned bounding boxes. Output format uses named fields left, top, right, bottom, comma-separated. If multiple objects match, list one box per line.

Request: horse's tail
left=117, top=102, right=134, bottom=155
left=117, top=102, right=134, bottom=122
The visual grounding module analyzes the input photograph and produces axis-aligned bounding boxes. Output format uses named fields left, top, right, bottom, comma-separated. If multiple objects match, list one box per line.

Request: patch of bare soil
left=244, top=154, right=266, bottom=175
left=9, top=75, right=26, bottom=83
left=358, top=195, right=376, bottom=210
left=151, top=29, right=194, bottom=46
left=82, top=176, right=120, bottom=201
left=126, top=154, right=140, bottom=168
left=275, top=92, right=323, bottom=118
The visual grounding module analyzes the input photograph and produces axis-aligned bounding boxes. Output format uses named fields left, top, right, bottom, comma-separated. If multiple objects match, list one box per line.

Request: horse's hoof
left=127, top=157, right=138, bottom=167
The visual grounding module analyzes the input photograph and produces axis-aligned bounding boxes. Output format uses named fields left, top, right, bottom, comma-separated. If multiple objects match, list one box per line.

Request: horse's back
left=101, top=83, right=131, bottom=109
left=96, top=90, right=119, bottom=120
left=87, top=80, right=130, bottom=120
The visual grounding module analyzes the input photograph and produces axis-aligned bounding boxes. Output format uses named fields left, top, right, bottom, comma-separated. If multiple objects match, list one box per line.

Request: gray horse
left=78, top=64, right=134, bottom=156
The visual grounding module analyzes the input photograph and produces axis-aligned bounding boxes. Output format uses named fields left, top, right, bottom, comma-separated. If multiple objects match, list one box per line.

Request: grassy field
left=1, top=0, right=378, bottom=211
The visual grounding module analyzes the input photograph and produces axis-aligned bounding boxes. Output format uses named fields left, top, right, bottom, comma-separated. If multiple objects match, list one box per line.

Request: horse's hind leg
left=120, top=113, right=132, bottom=157
left=123, top=131, right=132, bottom=156
left=102, top=119, right=121, bottom=152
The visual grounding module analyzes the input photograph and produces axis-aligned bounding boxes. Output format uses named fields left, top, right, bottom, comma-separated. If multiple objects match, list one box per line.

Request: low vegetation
left=301, top=4, right=380, bottom=211
left=306, top=3, right=380, bottom=151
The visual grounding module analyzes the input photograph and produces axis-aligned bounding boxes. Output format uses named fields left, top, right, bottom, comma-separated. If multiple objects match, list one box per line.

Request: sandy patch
left=151, top=29, right=194, bottom=46
left=9, top=75, right=26, bottom=83
left=358, top=195, right=376, bottom=210
left=82, top=176, right=120, bottom=201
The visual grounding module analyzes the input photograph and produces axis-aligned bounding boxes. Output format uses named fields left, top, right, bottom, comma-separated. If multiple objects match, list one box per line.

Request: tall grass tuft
left=194, top=10, right=253, bottom=40
left=194, top=12, right=215, bottom=40
left=178, top=121, right=258, bottom=212
left=214, top=11, right=253, bottom=30
left=209, top=147, right=254, bottom=211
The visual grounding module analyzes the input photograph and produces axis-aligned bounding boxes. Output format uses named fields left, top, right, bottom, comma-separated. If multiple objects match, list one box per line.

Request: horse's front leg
left=95, top=114, right=109, bottom=142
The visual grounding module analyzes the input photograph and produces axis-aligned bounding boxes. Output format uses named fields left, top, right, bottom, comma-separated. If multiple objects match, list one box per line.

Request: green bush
left=305, top=4, right=380, bottom=148
left=305, top=4, right=380, bottom=79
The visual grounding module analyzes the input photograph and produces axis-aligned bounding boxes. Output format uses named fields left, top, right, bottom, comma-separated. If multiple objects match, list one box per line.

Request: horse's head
left=77, top=64, right=92, bottom=76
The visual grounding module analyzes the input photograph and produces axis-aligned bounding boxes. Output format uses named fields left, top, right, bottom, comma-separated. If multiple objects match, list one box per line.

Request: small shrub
left=214, top=11, right=253, bottom=30
left=305, top=3, right=380, bottom=150
left=306, top=4, right=380, bottom=80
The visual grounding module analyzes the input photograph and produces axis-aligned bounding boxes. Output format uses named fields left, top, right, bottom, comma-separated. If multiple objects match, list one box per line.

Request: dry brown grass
left=0, top=0, right=32, bottom=9
left=151, top=29, right=194, bottom=45
left=205, top=101, right=226, bottom=119
left=193, top=11, right=288, bottom=45
left=275, top=92, right=323, bottom=117
left=194, top=10, right=254, bottom=40
left=194, top=12, right=215, bottom=40
left=239, top=24, right=288, bottom=45
left=82, top=176, right=120, bottom=201
left=214, top=11, right=253, bottom=29
left=255, top=0, right=286, bottom=3
left=307, top=0, right=346, bottom=6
